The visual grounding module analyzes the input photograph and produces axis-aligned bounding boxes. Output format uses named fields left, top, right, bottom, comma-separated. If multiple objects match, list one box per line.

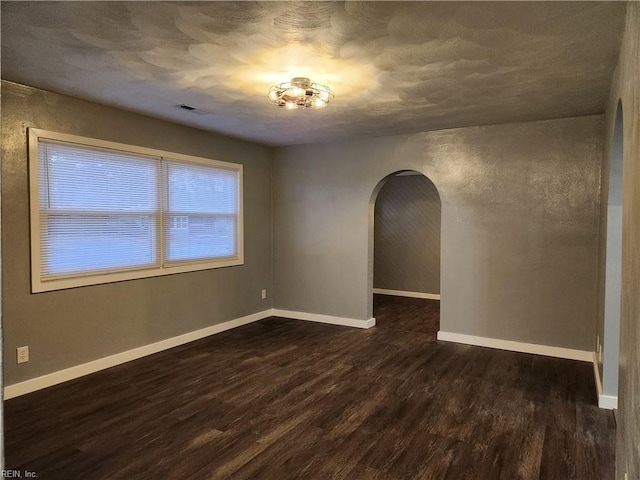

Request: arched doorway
left=602, top=100, right=624, bottom=407
left=369, top=171, right=442, bottom=337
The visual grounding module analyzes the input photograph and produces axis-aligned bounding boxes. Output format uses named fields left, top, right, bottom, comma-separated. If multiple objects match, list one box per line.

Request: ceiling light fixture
left=268, top=77, right=334, bottom=109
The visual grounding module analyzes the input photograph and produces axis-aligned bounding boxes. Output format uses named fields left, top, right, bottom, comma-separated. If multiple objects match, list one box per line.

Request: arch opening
left=602, top=100, right=624, bottom=401
left=368, top=170, right=442, bottom=336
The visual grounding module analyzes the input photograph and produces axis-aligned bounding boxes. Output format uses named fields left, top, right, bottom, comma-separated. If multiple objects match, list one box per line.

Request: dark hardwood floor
left=5, top=295, right=615, bottom=479
left=373, top=294, right=440, bottom=339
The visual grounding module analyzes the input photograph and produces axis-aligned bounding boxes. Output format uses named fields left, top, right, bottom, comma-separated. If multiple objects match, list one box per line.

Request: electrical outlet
left=261, top=289, right=267, bottom=300
left=624, top=473, right=628, bottom=480
left=17, top=346, right=29, bottom=364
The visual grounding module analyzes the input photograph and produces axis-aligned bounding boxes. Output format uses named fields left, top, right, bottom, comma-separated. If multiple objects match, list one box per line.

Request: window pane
left=166, top=162, right=238, bottom=214
left=41, top=215, right=157, bottom=276
left=165, top=216, right=236, bottom=262
left=39, top=141, right=158, bottom=211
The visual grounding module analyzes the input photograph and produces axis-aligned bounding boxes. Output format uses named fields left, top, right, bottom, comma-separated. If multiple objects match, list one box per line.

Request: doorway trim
left=599, top=99, right=624, bottom=410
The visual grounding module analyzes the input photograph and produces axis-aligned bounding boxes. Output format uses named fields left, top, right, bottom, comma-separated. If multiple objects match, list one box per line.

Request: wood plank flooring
left=4, top=295, right=616, bottom=479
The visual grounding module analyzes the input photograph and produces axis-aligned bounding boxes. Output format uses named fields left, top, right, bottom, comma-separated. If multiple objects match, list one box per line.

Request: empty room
left=1, top=2, right=639, bottom=479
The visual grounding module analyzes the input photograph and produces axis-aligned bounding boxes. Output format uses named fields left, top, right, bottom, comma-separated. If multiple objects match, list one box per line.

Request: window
left=29, top=129, right=243, bottom=292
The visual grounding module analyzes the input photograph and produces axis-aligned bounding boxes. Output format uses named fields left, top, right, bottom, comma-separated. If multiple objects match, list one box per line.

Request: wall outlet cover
left=17, top=346, right=29, bottom=364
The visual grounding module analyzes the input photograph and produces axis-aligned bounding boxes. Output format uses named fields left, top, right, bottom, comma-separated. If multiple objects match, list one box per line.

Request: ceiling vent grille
left=174, top=104, right=210, bottom=115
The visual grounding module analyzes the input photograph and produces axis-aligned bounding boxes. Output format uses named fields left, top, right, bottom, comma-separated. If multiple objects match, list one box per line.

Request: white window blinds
left=164, top=160, right=239, bottom=263
left=30, top=129, right=243, bottom=292
left=38, top=141, right=160, bottom=278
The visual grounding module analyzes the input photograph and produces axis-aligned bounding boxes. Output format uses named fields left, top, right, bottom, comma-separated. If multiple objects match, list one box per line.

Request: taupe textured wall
left=273, top=115, right=602, bottom=351
left=374, top=174, right=441, bottom=294
left=599, top=4, right=640, bottom=479
left=1, top=81, right=273, bottom=386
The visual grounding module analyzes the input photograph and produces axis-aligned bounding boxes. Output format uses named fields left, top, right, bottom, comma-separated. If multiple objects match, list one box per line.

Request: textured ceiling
left=1, top=1, right=626, bottom=146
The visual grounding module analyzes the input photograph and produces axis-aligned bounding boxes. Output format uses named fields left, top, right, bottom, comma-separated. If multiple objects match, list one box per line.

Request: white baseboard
left=437, top=331, right=592, bottom=362
left=598, top=394, right=618, bottom=410
left=271, top=309, right=376, bottom=329
left=373, top=288, right=440, bottom=300
left=592, top=352, right=618, bottom=409
left=593, top=352, right=603, bottom=395
left=4, top=309, right=272, bottom=400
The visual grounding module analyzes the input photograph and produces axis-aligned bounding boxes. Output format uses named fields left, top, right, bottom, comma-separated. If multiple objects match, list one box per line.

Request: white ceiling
left=1, top=1, right=626, bottom=146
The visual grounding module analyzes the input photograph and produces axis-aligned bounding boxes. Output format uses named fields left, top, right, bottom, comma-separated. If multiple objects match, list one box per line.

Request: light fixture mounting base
left=291, top=77, right=312, bottom=89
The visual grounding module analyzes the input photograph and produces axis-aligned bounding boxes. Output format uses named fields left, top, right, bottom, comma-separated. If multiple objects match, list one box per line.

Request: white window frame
left=29, top=128, right=244, bottom=293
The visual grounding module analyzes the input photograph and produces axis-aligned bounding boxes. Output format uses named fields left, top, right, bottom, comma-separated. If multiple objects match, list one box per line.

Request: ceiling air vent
left=174, top=104, right=211, bottom=115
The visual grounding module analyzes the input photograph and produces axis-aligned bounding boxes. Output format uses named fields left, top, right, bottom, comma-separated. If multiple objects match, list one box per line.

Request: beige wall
left=1, top=81, right=273, bottom=386
left=273, top=115, right=603, bottom=351
left=374, top=174, right=441, bottom=295
left=598, top=3, right=640, bottom=479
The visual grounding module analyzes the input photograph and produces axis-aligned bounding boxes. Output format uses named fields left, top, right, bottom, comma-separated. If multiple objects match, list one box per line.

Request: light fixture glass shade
left=268, top=77, right=334, bottom=109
